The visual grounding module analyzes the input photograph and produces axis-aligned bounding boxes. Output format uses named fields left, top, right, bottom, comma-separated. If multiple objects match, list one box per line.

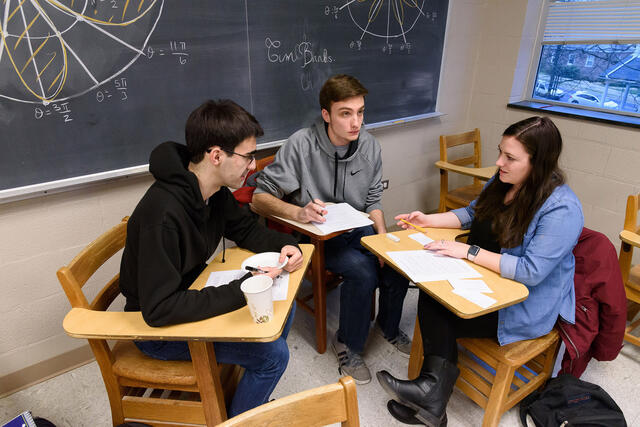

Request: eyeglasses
left=206, top=148, right=256, bottom=164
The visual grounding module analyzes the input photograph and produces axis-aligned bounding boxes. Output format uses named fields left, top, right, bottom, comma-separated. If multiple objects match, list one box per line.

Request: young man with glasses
left=119, top=99, right=303, bottom=416
left=252, top=75, right=411, bottom=384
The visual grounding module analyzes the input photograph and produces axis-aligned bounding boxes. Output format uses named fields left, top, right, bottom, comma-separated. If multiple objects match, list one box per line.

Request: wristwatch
left=467, top=245, right=480, bottom=262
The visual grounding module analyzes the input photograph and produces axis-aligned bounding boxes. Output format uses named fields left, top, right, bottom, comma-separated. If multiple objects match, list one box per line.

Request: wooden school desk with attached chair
left=361, top=228, right=560, bottom=427
left=59, top=217, right=313, bottom=426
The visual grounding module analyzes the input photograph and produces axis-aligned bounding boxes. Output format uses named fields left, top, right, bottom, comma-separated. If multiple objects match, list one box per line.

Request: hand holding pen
left=297, top=189, right=328, bottom=223
left=395, top=211, right=429, bottom=231
left=245, top=265, right=283, bottom=279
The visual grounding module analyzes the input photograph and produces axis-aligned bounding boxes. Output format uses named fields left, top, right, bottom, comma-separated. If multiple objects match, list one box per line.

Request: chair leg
left=89, top=340, right=125, bottom=426
left=188, top=341, right=227, bottom=425
left=482, top=364, right=515, bottom=427
left=312, top=239, right=327, bottom=354
left=408, top=315, right=423, bottom=380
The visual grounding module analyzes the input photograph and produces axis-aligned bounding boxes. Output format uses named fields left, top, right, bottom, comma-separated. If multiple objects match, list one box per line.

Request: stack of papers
left=448, top=279, right=496, bottom=309
left=205, top=270, right=290, bottom=301
left=313, top=203, right=373, bottom=234
left=385, top=250, right=481, bottom=283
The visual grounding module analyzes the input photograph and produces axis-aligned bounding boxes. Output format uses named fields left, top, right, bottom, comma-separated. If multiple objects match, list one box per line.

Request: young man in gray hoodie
left=252, top=74, right=410, bottom=384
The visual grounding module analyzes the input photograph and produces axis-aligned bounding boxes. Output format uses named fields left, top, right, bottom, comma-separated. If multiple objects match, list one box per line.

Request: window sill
left=507, top=101, right=640, bottom=130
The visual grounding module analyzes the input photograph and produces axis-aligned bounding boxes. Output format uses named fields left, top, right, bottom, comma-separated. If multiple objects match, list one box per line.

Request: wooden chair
left=57, top=217, right=242, bottom=426
left=408, top=322, right=559, bottom=427
left=619, top=193, right=640, bottom=346
left=217, top=376, right=360, bottom=427
left=436, top=128, right=497, bottom=212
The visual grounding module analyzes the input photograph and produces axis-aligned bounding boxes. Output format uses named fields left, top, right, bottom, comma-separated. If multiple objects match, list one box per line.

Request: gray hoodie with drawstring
left=255, top=116, right=383, bottom=213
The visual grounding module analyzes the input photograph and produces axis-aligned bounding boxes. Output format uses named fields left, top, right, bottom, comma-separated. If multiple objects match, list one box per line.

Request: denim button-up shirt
left=452, top=184, right=584, bottom=345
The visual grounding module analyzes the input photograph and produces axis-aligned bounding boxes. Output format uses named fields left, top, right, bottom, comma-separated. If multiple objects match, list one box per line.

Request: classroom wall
left=2, top=0, right=638, bottom=395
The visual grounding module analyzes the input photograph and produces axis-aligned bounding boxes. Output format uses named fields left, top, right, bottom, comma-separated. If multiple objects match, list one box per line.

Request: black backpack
left=519, top=374, right=626, bottom=427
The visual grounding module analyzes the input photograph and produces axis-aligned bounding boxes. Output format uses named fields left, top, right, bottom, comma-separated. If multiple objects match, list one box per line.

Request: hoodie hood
left=311, top=116, right=361, bottom=161
left=149, top=141, right=207, bottom=214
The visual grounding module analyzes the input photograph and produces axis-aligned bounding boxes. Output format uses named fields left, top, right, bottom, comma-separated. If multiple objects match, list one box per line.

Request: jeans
left=135, top=304, right=295, bottom=417
left=324, top=225, right=409, bottom=354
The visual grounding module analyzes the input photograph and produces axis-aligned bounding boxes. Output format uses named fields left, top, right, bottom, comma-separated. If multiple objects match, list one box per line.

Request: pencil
left=306, top=189, right=324, bottom=216
left=400, top=219, right=427, bottom=233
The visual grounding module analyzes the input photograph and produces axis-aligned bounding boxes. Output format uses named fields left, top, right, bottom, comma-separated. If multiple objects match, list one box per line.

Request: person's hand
left=280, top=245, right=303, bottom=272
left=395, top=211, right=429, bottom=229
left=424, top=239, right=469, bottom=259
left=377, top=257, right=385, bottom=268
left=297, top=199, right=327, bottom=223
left=254, top=266, right=284, bottom=279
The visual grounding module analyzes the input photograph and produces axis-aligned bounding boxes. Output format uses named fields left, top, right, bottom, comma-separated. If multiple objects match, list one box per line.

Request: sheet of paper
left=204, top=269, right=289, bottom=301
left=312, top=203, right=373, bottom=234
left=385, top=250, right=482, bottom=283
left=448, top=279, right=493, bottom=293
left=409, top=232, right=434, bottom=246
left=205, top=270, right=247, bottom=288
left=452, top=289, right=497, bottom=309
left=271, top=271, right=290, bottom=301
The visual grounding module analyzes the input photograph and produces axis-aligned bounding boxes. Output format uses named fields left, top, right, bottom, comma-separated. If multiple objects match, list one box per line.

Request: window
left=529, top=1, right=640, bottom=115
left=585, top=55, right=595, bottom=67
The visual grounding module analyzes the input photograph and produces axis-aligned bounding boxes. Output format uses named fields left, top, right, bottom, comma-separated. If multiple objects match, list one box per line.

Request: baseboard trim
left=0, top=345, right=95, bottom=398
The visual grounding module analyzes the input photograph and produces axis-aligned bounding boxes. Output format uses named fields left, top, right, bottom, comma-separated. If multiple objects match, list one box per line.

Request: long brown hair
left=474, top=116, right=565, bottom=248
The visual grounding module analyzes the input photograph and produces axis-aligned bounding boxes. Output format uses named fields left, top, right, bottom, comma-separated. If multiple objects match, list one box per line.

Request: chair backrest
left=440, top=128, right=482, bottom=186
left=217, top=376, right=360, bottom=427
left=57, top=217, right=128, bottom=311
left=619, top=194, right=639, bottom=286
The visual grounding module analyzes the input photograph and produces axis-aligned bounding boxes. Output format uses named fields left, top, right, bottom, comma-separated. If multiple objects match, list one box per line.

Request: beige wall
left=2, top=0, right=638, bottom=393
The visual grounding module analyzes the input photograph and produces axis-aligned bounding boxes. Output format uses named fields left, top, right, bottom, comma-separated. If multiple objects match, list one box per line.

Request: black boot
left=387, top=400, right=423, bottom=425
left=377, top=355, right=459, bottom=427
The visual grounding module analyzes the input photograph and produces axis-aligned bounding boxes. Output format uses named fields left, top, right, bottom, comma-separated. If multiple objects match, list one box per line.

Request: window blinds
left=543, top=0, right=640, bottom=44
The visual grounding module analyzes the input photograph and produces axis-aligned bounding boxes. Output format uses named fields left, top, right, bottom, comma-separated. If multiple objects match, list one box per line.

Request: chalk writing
left=265, top=38, right=333, bottom=69
left=34, top=102, right=73, bottom=123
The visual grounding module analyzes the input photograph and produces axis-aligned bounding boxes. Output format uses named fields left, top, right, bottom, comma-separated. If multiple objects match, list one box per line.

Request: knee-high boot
left=377, top=355, right=460, bottom=427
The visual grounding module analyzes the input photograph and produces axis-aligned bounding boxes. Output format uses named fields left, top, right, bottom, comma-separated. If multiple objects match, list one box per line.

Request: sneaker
left=375, top=323, right=412, bottom=358
left=332, top=332, right=371, bottom=384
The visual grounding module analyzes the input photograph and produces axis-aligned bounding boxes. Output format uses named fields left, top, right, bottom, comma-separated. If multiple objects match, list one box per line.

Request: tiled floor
left=2, top=283, right=639, bottom=426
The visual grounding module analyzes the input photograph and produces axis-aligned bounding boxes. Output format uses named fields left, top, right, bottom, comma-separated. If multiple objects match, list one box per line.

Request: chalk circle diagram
left=345, top=0, right=426, bottom=43
left=0, top=0, right=163, bottom=104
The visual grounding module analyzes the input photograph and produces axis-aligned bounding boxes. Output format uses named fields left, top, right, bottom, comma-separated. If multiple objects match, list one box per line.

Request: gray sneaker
left=331, top=332, right=371, bottom=384
left=375, top=324, right=412, bottom=358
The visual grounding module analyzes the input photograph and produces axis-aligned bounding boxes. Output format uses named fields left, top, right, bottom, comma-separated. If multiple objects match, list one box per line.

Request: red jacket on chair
left=557, top=227, right=627, bottom=377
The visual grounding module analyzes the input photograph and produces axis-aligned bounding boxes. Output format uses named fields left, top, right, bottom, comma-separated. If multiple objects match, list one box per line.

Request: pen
left=245, top=266, right=267, bottom=274
left=400, top=219, right=428, bottom=233
left=306, top=189, right=324, bottom=216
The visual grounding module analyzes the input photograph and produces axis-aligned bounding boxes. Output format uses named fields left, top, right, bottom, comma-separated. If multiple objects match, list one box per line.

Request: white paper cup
left=240, top=275, right=274, bottom=324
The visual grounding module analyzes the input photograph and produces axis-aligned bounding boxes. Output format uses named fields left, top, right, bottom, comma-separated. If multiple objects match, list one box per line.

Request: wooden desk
left=434, top=161, right=497, bottom=181
left=63, top=244, right=314, bottom=425
left=360, top=229, right=528, bottom=378
left=251, top=205, right=354, bottom=354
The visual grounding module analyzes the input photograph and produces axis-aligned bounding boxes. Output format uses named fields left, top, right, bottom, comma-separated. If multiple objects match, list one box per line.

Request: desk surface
left=63, top=244, right=314, bottom=342
left=360, top=229, right=528, bottom=318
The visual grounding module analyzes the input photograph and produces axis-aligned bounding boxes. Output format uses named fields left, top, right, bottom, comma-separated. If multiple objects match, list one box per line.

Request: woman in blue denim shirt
left=377, top=117, right=583, bottom=426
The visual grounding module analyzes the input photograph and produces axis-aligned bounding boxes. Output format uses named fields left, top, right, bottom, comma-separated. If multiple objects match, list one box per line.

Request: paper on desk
left=385, top=250, right=481, bottom=283
left=448, top=279, right=493, bottom=293
left=409, top=232, right=434, bottom=246
left=205, top=269, right=290, bottom=301
left=452, top=288, right=496, bottom=309
left=313, top=203, right=373, bottom=234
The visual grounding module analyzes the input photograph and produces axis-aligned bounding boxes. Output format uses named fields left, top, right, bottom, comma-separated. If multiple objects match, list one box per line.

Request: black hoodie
left=119, top=142, right=298, bottom=327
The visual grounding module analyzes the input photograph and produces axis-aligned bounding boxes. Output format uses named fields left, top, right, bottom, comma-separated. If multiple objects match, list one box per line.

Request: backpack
left=519, top=374, right=626, bottom=427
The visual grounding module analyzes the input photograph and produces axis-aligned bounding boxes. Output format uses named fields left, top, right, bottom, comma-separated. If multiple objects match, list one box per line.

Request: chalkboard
left=0, top=0, right=448, bottom=194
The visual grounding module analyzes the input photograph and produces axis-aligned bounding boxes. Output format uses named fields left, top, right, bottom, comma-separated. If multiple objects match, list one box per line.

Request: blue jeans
left=134, top=304, right=295, bottom=417
left=324, top=225, right=409, bottom=354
